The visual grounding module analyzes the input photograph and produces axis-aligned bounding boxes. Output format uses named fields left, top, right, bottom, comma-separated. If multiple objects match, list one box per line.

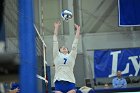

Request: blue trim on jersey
left=55, top=80, right=75, bottom=93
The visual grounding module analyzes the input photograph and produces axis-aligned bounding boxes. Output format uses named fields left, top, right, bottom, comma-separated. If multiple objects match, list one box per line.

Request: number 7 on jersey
left=64, top=58, right=67, bottom=64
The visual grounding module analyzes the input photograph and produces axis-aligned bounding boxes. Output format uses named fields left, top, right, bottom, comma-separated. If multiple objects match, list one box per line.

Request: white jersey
left=53, top=35, right=79, bottom=83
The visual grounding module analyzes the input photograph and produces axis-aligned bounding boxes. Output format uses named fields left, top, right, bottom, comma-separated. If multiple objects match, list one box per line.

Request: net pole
left=18, top=0, right=37, bottom=93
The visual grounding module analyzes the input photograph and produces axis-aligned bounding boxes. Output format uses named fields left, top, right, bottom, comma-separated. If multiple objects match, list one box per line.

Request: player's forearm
left=54, top=27, right=59, bottom=36
left=53, top=29, right=59, bottom=58
left=53, top=33, right=58, bottom=50
left=75, top=30, right=80, bottom=39
left=53, top=21, right=60, bottom=58
left=73, top=38, right=79, bottom=45
left=53, top=27, right=59, bottom=41
left=73, top=30, right=80, bottom=47
left=53, top=34, right=58, bottom=42
left=70, top=37, right=78, bottom=58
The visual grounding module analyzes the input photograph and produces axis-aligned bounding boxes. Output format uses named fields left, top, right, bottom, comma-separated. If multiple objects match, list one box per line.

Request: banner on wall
left=94, top=48, right=140, bottom=78
left=118, top=0, right=140, bottom=26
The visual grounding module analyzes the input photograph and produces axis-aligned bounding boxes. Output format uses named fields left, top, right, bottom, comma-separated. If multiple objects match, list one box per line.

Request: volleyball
left=61, top=10, right=73, bottom=21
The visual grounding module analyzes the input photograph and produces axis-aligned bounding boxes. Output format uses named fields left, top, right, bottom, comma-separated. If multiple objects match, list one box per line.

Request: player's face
left=60, top=46, right=68, bottom=54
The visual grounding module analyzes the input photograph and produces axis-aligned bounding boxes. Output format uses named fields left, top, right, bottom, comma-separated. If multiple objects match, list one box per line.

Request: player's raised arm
left=74, top=24, right=80, bottom=39
left=53, top=21, right=61, bottom=59
left=70, top=24, right=80, bottom=58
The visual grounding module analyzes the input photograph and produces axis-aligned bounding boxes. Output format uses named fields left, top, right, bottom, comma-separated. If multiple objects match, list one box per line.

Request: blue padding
left=18, top=0, right=37, bottom=93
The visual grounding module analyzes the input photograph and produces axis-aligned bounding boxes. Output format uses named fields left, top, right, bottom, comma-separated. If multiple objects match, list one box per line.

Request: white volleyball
left=61, top=10, right=73, bottom=22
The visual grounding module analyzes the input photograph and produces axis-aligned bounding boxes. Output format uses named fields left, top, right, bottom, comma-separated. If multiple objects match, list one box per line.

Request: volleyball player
left=53, top=21, right=80, bottom=93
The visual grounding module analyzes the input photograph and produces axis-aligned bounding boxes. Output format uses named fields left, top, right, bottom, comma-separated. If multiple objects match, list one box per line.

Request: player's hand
left=54, top=21, right=61, bottom=30
left=75, top=24, right=80, bottom=30
left=74, top=24, right=80, bottom=38
left=74, top=24, right=80, bottom=33
left=54, top=21, right=61, bottom=35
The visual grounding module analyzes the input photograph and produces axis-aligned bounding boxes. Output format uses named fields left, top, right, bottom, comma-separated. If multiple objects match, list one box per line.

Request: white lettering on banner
left=121, top=63, right=129, bottom=75
left=109, top=51, right=129, bottom=77
left=128, top=56, right=140, bottom=76
left=109, top=51, right=121, bottom=77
